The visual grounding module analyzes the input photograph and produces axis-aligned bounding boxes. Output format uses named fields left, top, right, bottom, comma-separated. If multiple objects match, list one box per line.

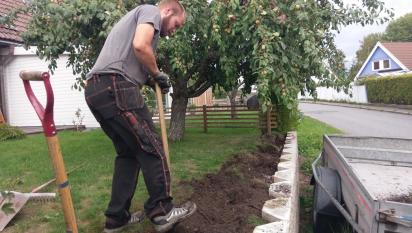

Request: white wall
left=300, top=84, right=368, bottom=103
left=5, top=49, right=99, bottom=127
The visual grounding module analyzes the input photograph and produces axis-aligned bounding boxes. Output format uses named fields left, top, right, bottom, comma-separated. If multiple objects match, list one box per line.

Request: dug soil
left=387, top=193, right=412, bottom=204
left=172, top=136, right=284, bottom=233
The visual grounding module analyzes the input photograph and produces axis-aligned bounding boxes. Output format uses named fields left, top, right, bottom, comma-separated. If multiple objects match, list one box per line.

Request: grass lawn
left=0, top=127, right=259, bottom=233
left=297, top=116, right=342, bottom=233
left=297, top=116, right=342, bottom=175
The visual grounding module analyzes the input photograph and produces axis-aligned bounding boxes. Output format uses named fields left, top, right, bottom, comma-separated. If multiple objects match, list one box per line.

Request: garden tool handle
left=155, top=83, right=171, bottom=196
left=19, top=70, right=56, bottom=137
left=19, top=70, right=45, bottom=81
left=155, top=82, right=172, bottom=196
left=155, top=83, right=170, bottom=163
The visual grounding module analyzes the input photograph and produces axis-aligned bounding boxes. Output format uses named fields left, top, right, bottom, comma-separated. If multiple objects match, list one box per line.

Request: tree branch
left=188, top=80, right=212, bottom=98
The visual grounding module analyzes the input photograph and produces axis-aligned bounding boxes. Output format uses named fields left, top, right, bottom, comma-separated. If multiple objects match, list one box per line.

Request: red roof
left=381, top=42, right=412, bottom=70
left=0, top=0, right=30, bottom=44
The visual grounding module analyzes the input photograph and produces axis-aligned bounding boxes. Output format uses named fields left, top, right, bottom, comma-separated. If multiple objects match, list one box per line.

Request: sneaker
left=152, top=201, right=197, bottom=233
left=103, top=211, right=145, bottom=233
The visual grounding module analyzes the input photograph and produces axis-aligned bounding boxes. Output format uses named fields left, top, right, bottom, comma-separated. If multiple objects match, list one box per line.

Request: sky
left=335, top=0, right=412, bottom=67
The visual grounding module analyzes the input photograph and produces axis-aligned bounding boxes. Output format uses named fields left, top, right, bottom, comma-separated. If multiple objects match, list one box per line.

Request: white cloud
left=334, top=0, right=412, bottom=67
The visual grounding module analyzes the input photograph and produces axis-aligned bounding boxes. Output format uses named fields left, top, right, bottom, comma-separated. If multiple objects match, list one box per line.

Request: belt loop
left=93, top=74, right=101, bottom=83
left=111, top=75, right=116, bottom=88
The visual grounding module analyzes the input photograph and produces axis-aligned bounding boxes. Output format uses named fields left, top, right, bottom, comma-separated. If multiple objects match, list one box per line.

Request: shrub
left=362, top=73, right=412, bottom=104
left=276, top=102, right=301, bottom=134
left=0, top=124, right=26, bottom=142
left=264, top=101, right=301, bottom=137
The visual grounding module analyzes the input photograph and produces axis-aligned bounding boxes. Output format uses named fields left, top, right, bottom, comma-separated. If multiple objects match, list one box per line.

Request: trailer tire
left=311, top=166, right=344, bottom=233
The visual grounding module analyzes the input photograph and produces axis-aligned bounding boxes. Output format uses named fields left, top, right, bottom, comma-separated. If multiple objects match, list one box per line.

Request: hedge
left=0, top=124, right=26, bottom=141
left=361, top=73, right=412, bottom=105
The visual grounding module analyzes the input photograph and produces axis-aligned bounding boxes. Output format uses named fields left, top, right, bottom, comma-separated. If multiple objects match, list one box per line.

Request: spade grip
left=19, top=70, right=55, bottom=137
left=19, top=70, right=46, bottom=81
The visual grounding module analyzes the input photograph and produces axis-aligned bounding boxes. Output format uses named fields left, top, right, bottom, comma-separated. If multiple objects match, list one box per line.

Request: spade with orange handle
left=19, top=70, right=78, bottom=233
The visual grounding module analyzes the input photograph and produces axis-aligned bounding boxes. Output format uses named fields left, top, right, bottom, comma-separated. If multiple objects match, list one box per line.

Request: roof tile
left=381, top=42, right=412, bottom=70
left=0, top=0, right=30, bottom=44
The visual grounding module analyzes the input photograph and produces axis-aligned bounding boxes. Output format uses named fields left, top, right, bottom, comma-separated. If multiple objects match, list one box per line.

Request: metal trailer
left=312, top=135, right=412, bottom=233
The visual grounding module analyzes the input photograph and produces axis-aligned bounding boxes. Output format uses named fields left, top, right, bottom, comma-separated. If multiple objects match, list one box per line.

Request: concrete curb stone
left=253, top=131, right=299, bottom=233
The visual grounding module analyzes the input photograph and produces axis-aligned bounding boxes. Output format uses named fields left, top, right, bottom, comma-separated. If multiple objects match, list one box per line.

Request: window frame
left=372, top=61, right=380, bottom=71
left=382, top=59, right=391, bottom=70
left=372, top=59, right=391, bottom=71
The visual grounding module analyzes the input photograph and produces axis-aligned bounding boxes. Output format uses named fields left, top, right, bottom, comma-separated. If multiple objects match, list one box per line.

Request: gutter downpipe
left=0, top=44, right=16, bottom=123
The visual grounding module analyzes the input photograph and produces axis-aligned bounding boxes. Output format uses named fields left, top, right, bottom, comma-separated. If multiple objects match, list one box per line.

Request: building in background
left=0, top=0, right=99, bottom=127
left=355, top=42, right=412, bottom=79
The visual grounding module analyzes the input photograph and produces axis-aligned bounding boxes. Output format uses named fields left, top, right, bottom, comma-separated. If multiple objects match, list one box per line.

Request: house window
left=373, top=61, right=380, bottom=70
left=372, top=59, right=391, bottom=71
left=383, top=59, right=390, bottom=69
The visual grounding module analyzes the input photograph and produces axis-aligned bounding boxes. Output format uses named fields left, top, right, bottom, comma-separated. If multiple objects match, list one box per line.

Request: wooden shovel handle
left=19, top=70, right=46, bottom=81
left=155, top=83, right=172, bottom=195
left=47, top=136, right=78, bottom=233
left=155, top=83, right=170, bottom=163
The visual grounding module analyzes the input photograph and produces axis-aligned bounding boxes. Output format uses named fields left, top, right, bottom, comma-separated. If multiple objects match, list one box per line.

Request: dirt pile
left=387, top=193, right=412, bottom=204
left=173, top=136, right=284, bottom=233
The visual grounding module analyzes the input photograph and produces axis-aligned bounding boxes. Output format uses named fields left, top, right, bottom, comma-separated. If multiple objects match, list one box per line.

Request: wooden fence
left=154, top=105, right=277, bottom=133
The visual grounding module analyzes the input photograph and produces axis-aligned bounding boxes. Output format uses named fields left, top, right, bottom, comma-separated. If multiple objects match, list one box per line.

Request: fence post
left=266, top=105, right=272, bottom=136
left=203, top=105, right=207, bottom=133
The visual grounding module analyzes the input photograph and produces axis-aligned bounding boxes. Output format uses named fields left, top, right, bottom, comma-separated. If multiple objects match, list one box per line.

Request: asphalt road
left=299, top=102, right=412, bottom=139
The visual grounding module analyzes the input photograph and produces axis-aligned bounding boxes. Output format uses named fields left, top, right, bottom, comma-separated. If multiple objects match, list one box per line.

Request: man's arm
left=133, top=23, right=160, bottom=77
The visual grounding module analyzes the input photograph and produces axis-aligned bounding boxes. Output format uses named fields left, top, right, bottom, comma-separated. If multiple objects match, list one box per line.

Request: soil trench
left=172, top=137, right=284, bottom=233
left=387, top=193, right=412, bottom=204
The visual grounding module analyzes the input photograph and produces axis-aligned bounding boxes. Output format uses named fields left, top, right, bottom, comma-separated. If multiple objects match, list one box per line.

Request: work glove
left=151, top=72, right=171, bottom=94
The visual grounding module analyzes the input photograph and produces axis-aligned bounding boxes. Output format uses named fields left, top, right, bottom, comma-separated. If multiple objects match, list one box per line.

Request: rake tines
left=28, top=193, right=56, bottom=203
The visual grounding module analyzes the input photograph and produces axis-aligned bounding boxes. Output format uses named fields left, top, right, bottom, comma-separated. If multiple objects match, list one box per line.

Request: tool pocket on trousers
left=123, top=112, right=162, bottom=155
left=136, top=122, right=159, bottom=155
left=85, top=85, right=117, bottom=120
left=114, top=80, right=144, bottom=111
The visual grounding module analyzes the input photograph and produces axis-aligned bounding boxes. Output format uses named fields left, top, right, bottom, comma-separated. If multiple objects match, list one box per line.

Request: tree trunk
left=169, top=79, right=188, bottom=141
left=169, top=96, right=188, bottom=141
left=0, top=110, right=5, bottom=124
left=229, top=89, right=238, bottom=119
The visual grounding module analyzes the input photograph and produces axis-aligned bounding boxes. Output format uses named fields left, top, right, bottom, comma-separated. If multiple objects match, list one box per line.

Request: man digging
left=84, top=1, right=197, bottom=232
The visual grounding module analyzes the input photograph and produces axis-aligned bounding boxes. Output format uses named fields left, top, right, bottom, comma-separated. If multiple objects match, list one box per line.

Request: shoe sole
left=103, top=212, right=145, bottom=233
left=103, top=225, right=127, bottom=233
left=154, top=203, right=197, bottom=233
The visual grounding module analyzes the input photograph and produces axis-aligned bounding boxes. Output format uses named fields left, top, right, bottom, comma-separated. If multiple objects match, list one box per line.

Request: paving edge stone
left=253, top=131, right=299, bottom=233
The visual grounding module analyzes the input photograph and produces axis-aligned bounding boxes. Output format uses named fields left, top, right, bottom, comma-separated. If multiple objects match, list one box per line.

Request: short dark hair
left=158, top=0, right=185, bottom=15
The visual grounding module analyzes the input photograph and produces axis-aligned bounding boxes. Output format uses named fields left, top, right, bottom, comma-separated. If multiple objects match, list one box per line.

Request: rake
left=0, top=190, right=55, bottom=231
left=0, top=165, right=83, bottom=231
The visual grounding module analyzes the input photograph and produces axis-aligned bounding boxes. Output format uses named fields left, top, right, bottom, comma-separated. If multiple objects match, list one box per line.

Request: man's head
left=158, top=0, right=186, bottom=37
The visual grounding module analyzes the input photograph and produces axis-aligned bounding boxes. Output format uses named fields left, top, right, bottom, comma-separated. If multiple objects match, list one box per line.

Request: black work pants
left=84, top=74, right=173, bottom=222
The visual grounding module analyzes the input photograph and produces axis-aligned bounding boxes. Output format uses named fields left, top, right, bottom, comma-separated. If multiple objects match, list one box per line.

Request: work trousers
left=84, top=74, right=173, bottom=222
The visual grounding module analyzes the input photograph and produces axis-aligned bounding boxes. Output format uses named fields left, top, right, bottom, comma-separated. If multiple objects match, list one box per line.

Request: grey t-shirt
left=87, top=5, right=161, bottom=85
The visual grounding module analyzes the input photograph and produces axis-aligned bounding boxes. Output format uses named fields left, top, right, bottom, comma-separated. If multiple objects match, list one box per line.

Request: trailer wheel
left=312, top=166, right=345, bottom=233
left=313, top=201, right=345, bottom=233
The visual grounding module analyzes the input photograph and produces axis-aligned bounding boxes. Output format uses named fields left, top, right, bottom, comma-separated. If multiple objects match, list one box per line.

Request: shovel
left=19, top=71, right=78, bottom=233
left=154, top=83, right=172, bottom=195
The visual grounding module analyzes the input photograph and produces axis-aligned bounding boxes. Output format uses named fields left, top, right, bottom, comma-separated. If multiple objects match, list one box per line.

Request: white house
left=0, top=1, right=120, bottom=128
left=2, top=47, right=100, bottom=128
left=0, top=0, right=99, bottom=127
